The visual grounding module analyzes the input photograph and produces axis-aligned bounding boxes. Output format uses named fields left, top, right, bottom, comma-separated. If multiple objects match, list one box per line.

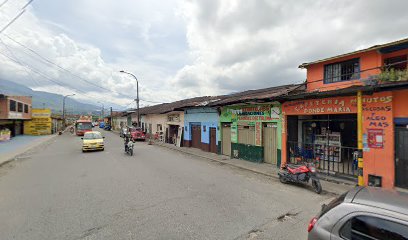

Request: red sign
left=367, top=129, right=384, bottom=149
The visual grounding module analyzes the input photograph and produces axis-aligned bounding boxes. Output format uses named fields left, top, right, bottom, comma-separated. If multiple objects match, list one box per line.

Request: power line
left=1, top=33, right=115, bottom=92
left=2, top=33, right=165, bottom=104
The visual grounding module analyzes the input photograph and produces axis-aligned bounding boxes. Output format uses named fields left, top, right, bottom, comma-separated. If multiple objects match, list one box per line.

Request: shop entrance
left=222, top=123, right=231, bottom=156
left=263, top=123, right=278, bottom=165
left=395, top=126, right=408, bottom=189
left=287, top=114, right=358, bottom=178
left=168, top=125, right=179, bottom=144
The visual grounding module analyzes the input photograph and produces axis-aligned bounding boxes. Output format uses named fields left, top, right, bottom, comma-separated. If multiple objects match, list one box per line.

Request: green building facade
left=219, top=103, right=282, bottom=166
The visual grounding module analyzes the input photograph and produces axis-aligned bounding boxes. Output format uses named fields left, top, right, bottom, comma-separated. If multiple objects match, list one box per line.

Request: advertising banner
left=24, top=109, right=52, bottom=135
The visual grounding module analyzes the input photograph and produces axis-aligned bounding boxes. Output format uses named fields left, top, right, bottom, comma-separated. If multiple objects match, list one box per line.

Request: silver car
left=308, top=187, right=408, bottom=240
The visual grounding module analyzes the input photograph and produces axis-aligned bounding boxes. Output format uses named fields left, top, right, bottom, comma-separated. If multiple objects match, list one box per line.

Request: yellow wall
left=24, top=109, right=52, bottom=135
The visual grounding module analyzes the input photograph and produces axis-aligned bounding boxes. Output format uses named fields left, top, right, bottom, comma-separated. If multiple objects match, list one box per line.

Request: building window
left=384, top=55, right=407, bottom=71
left=17, top=102, right=23, bottom=112
left=9, top=100, right=16, bottom=111
left=324, top=58, right=360, bottom=83
left=24, top=104, right=29, bottom=113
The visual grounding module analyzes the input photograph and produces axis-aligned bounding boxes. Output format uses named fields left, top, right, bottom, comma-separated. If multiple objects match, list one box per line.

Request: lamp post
left=120, top=70, right=139, bottom=127
left=63, top=94, right=75, bottom=127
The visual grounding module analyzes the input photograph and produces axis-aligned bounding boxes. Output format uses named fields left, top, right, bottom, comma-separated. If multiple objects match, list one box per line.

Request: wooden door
left=396, top=127, right=408, bottom=188
left=222, top=124, right=231, bottom=156
left=210, top=127, right=217, bottom=153
left=191, top=125, right=201, bottom=148
left=263, top=124, right=278, bottom=165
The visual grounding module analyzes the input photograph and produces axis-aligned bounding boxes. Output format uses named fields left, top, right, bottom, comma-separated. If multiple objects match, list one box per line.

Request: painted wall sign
left=283, top=95, right=393, bottom=116
left=221, top=104, right=282, bottom=147
left=24, top=109, right=52, bottom=135
left=8, top=112, right=23, bottom=119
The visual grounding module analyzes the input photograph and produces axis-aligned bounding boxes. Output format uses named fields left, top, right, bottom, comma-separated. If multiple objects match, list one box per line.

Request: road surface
left=0, top=130, right=336, bottom=240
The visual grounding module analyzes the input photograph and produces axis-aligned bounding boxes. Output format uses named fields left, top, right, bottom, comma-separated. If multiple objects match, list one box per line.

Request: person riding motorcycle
left=124, top=132, right=134, bottom=155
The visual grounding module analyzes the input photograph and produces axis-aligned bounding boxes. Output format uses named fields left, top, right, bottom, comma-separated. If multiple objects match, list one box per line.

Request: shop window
left=324, top=58, right=360, bottom=83
left=238, top=125, right=255, bottom=145
left=24, top=104, right=29, bottom=113
left=9, top=100, right=16, bottom=111
left=340, top=215, right=408, bottom=240
left=384, top=55, right=407, bottom=71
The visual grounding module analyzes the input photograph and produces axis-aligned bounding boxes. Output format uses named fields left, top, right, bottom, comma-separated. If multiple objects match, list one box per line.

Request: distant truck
left=75, top=116, right=93, bottom=136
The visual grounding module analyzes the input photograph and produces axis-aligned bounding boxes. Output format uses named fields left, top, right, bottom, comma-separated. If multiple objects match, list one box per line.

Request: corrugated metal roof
left=299, top=37, right=408, bottom=68
left=208, top=84, right=304, bottom=106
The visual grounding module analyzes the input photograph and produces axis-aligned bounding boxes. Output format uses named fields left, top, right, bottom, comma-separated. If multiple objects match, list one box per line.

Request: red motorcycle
left=278, top=161, right=322, bottom=194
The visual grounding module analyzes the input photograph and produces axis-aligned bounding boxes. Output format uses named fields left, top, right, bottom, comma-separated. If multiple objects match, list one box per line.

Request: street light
left=120, top=70, right=140, bottom=127
left=97, top=101, right=104, bottom=120
left=63, top=94, right=75, bottom=127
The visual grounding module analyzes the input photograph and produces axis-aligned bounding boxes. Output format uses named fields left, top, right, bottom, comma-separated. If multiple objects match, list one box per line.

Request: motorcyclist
left=124, top=132, right=131, bottom=152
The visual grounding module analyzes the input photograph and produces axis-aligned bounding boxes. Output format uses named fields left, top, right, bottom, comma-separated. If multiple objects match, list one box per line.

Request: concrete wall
left=184, top=108, right=219, bottom=144
left=142, top=114, right=167, bottom=134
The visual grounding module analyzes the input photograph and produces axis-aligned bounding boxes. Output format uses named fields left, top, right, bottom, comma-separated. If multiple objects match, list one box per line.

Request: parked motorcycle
left=124, top=135, right=134, bottom=156
left=278, top=161, right=322, bottom=194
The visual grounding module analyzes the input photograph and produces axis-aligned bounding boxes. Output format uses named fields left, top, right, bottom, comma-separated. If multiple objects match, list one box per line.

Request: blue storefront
left=183, top=107, right=219, bottom=153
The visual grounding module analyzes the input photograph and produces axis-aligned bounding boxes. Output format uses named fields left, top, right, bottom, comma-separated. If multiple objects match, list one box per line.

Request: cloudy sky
left=0, top=0, right=407, bottom=109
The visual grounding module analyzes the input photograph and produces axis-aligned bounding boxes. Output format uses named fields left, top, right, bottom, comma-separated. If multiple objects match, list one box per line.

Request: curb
left=153, top=143, right=353, bottom=195
left=0, top=134, right=60, bottom=167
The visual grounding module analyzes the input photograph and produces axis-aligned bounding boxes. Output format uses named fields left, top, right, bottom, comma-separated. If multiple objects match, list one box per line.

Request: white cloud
left=172, top=0, right=408, bottom=94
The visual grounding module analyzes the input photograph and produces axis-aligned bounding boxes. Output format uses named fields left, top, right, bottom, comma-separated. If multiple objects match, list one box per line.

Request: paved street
left=0, top=130, right=336, bottom=240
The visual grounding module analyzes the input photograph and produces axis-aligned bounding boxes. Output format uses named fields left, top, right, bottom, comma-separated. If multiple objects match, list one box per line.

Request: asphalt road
left=0, top=129, right=336, bottom=240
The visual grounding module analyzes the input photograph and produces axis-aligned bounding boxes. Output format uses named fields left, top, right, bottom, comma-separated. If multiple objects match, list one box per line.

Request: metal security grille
left=288, top=141, right=358, bottom=179
left=324, top=58, right=360, bottom=83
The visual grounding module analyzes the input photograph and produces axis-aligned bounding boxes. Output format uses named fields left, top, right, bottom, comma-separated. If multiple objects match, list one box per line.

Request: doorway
left=396, top=126, right=408, bottom=188
left=191, top=124, right=201, bottom=149
left=222, top=123, right=231, bottom=156
left=263, top=123, right=278, bottom=165
left=209, top=127, right=217, bottom=153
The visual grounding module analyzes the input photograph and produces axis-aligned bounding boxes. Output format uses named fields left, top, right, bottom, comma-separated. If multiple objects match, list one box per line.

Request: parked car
left=308, top=186, right=408, bottom=240
left=104, top=124, right=111, bottom=131
left=81, top=131, right=105, bottom=152
left=129, top=127, right=146, bottom=142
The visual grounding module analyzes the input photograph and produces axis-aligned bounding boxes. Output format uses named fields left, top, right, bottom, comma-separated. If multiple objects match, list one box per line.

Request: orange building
left=281, top=38, right=408, bottom=189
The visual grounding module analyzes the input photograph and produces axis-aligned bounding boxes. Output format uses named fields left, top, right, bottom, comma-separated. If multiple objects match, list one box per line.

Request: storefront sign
left=8, top=112, right=23, bottom=119
left=24, top=109, right=52, bottom=135
left=224, top=105, right=280, bottom=122
left=221, top=104, right=281, bottom=146
left=367, top=129, right=384, bottom=149
left=283, top=95, right=393, bottom=115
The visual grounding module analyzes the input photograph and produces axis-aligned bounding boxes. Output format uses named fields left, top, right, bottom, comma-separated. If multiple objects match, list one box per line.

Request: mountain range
left=0, top=79, right=115, bottom=114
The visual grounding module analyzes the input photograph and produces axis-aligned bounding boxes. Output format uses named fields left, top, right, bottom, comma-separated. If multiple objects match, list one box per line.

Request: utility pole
left=110, top=107, right=113, bottom=126
left=120, top=70, right=140, bottom=127
left=63, top=94, right=75, bottom=127
left=98, top=101, right=104, bottom=121
left=357, top=91, right=364, bottom=186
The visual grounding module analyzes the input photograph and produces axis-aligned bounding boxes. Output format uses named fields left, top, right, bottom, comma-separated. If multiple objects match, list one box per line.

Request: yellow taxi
left=81, top=131, right=105, bottom=152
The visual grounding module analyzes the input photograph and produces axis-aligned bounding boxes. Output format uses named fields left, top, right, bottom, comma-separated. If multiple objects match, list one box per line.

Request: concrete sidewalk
left=154, top=141, right=356, bottom=195
left=0, top=134, right=58, bottom=166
